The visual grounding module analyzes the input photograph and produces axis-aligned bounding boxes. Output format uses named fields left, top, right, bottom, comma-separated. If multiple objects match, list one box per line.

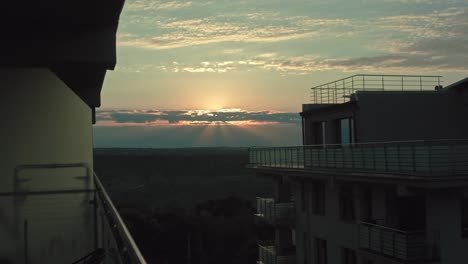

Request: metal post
left=384, top=145, right=388, bottom=171
left=397, top=145, right=401, bottom=172
left=343, top=79, right=346, bottom=103
left=335, top=82, right=337, bottom=104
left=363, top=75, right=365, bottom=91
left=24, top=219, right=28, bottom=264
left=382, top=76, right=384, bottom=90
left=401, top=76, right=404, bottom=91
left=420, top=76, right=422, bottom=91
left=373, top=145, right=376, bottom=170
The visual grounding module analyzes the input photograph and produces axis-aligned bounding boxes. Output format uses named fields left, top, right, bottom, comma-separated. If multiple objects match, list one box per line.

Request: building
left=0, top=1, right=146, bottom=263
left=250, top=74, right=468, bottom=264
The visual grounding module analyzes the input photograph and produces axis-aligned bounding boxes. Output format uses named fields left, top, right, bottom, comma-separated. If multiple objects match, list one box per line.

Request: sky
left=93, top=0, right=468, bottom=148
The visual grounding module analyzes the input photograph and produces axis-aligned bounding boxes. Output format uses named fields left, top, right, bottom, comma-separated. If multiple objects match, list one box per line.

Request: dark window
left=462, top=198, right=468, bottom=238
left=341, top=247, right=357, bottom=264
left=315, top=238, right=327, bottom=264
left=313, top=121, right=327, bottom=145
left=312, top=181, right=325, bottom=215
left=339, top=185, right=355, bottom=221
left=361, top=187, right=372, bottom=222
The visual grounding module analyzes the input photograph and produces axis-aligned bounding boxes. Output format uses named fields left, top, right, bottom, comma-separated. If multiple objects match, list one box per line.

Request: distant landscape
left=94, top=148, right=274, bottom=264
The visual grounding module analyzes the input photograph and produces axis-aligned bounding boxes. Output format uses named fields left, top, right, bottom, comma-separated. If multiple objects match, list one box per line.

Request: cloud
left=118, top=15, right=350, bottom=49
left=95, top=109, right=302, bottom=127
left=126, top=0, right=192, bottom=11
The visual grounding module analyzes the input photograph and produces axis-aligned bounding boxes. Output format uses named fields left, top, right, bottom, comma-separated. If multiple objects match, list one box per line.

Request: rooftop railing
left=310, top=74, right=442, bottom=104
left=248, top=140, right=468, bottom=178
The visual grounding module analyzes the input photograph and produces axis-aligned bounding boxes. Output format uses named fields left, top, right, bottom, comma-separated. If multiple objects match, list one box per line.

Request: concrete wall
left=293, top=179, right=362, bottom=264
left=0, top=68, right=94, bottom=263
left=356, top=91, right=468, bottom=142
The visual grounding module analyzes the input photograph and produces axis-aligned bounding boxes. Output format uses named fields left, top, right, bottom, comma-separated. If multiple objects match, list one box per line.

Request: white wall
left=426, top=190, right=468, bottom=264
left=0, top=68, right=94, bottom=263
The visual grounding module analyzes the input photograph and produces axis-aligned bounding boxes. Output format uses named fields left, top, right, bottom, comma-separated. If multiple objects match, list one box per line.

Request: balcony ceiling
left=0, top=0, right=126, bottom=109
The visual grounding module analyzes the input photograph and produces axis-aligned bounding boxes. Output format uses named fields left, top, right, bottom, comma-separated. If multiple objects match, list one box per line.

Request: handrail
left=358, top=222, right=439, bottom=261
left=248, top=139, right=468, bottom=177
left=359, top=221, right=424, bottom=234
left=94, top=173, right=147, bottom=264
left=309, top=74, right=443, bottom=104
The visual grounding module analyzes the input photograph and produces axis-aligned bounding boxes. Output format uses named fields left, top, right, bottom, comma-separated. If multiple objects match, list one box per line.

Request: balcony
left=310, top=74, right=442, bottom=104
left=258, top=241, right=296, bottom=264
left=359, top=222, right=440, bottom=262
left=256, top=197, right=295, bottom=226
left=248, top=140, right=468, bottom=180
left=0, top=163, right=146, bottom=264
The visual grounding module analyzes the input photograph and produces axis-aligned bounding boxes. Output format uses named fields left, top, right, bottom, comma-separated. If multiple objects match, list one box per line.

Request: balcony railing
left=256, top=197, right=295, bottom=224
left=359, top=222, right=440, bottom=262
left=310, top=74, right=442, bottom=104
left=249, top=140, right=468, bottom=178
left=94, top=173, right=147, bottom=264
left=0, top=163, right=146, bottom=264
left=258, top=242, right=296, bottom=264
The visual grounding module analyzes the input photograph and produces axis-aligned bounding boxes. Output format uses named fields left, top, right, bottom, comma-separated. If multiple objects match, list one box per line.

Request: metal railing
left=310, top=74, right=443, bottom=104
left=256, top=197, right=295, bottom=224
left=248, top=139, right=468, bottom=178
left=94, top=173, right=147, bottom=264
left=258, top=242, right=296, bottom=264
left=0, top=163, right=146, bottom=264
left=359, top=222, right=440, bottom=262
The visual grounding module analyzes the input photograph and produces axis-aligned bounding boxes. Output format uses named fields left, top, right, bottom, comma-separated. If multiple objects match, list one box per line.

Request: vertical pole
left=428, top=142, right=432, bottom=176
left=420, top=76, right=422, bottom=91
left=343, top=79, right=346, bottom=103
left=363, top=75, right=365, bottom=91
left=335, top=82, right=338, bottom=104
left=373, top=144, right=376, bottom=170
left=401, top=76, right=404, bottom=91
left=382, top=75, right=384, bottom=90
left=384, top=144, right=388, bottom=171
left=412, top=144, right=416, bottom=173
left=24, top=219, right=28, bottom=264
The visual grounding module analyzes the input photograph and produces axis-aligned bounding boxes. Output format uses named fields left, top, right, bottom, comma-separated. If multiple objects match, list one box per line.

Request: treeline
left=120, top=196, right=274, bottom=264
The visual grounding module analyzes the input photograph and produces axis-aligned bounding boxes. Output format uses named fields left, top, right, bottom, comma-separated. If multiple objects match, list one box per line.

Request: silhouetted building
left=249, top=74, right=468, bottom=264
left=0, top=1, right=146, bottom=263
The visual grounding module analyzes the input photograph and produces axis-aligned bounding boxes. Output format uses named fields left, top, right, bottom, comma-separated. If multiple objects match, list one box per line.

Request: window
left=341, top=248, right=357, bottom=264
left=315, top=238, right=327, bottom=264
left=462, top=198, right=468, bottom=238
left=312, top=181, right=325, bottom=215
left=313, top=121, right=327, bottom=145
left=339, top=185, right=355, bottom=221
left=336, top=118, right=355, bottom=144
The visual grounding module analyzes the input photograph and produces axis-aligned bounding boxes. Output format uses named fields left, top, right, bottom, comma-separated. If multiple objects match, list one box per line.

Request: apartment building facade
left=250, top=75, right=468, bottom=264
